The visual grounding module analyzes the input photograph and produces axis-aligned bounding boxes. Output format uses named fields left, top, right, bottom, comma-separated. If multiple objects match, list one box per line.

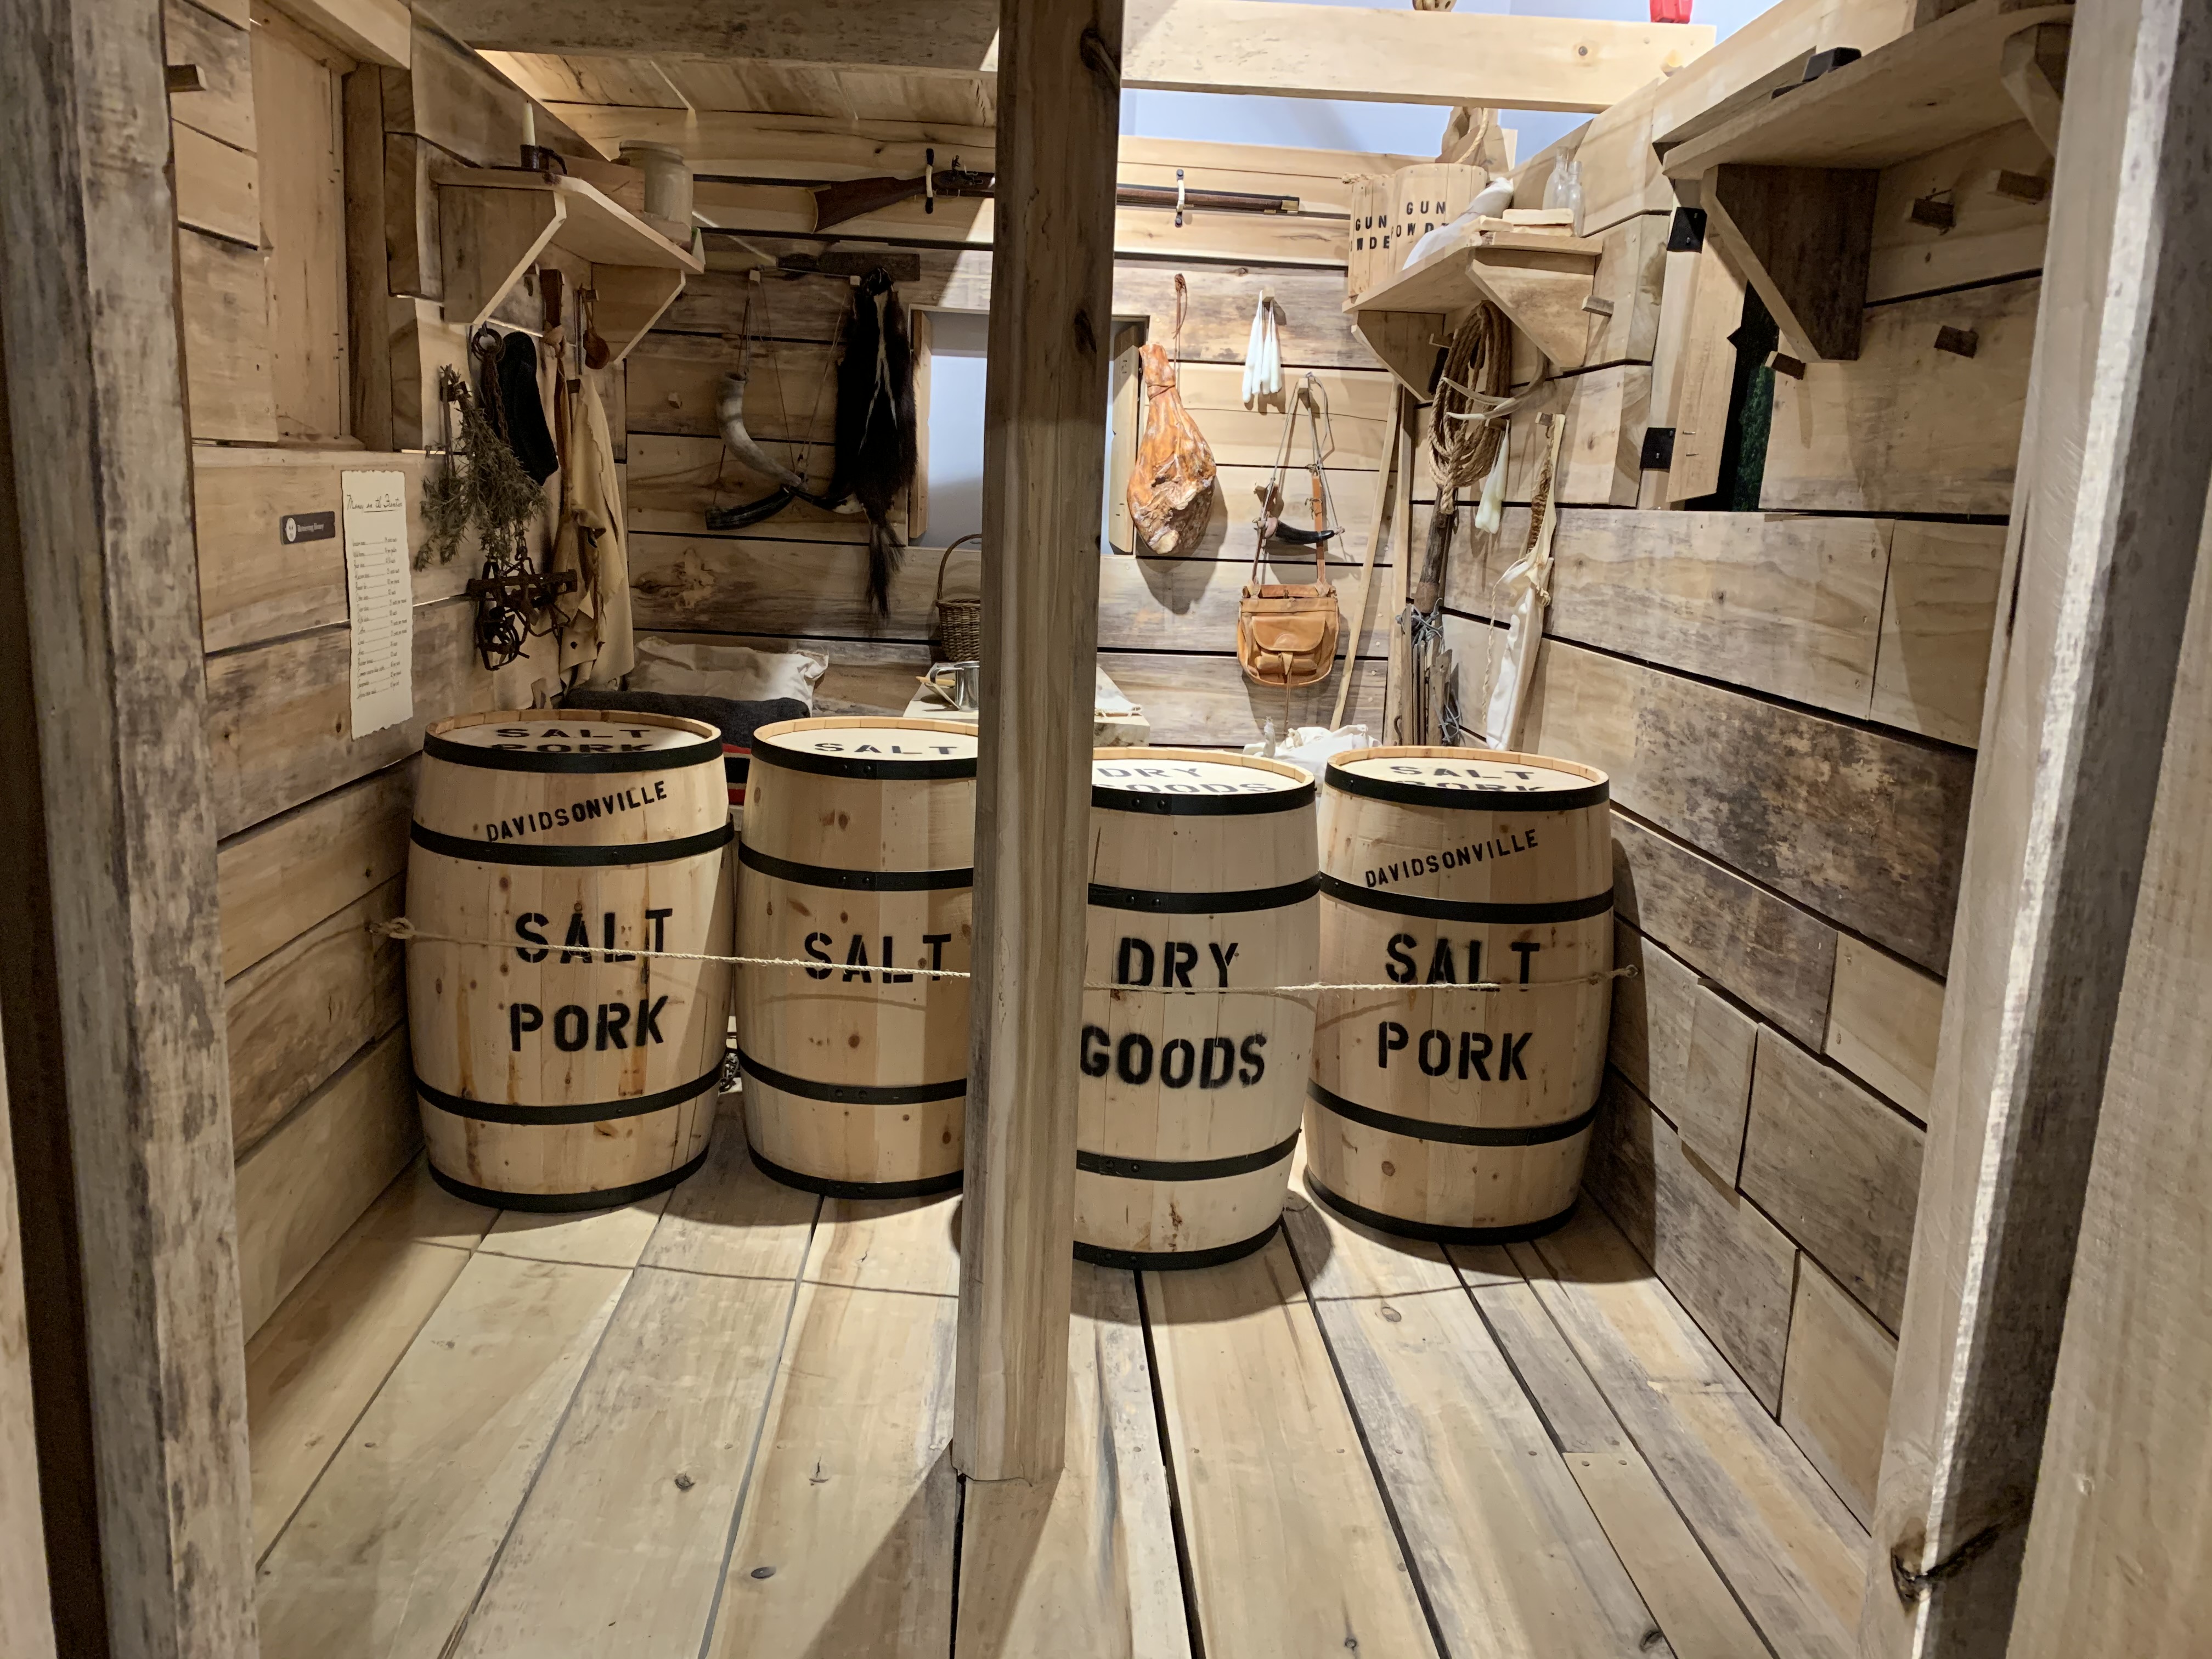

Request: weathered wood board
left=193, top=449, right=474, bottom=652
left=1865, top=120, right=2049, bottom=304
left=231, top=1027, right=422, bottom=1336
left=1492, top=366, right=1651, bottom=507
left=252, top=17, right=349, bottom=441
left=1465, top=1271, right=1775, bottom=1659
left=172, top=119, right=258, bottom=244
left=1761, top=277, right=2039, bottom=515
left=1453, top=509, right=1892, bottom=721
left=630, top=531, right=1393, bottom=658
left=178, top=226, right=276, bottom=442
left=1779, top=1259, right=1896, bottom=1528
left=206, top=595, right=542, bottom=837
left=1739, top=1027, right=1922, bottom=1331
left=1611, top=814, right=1838, bottom=1046
left=244, top=1163, right=493, bottom=1553
left=1144, top=1238, right=1434, bottom=1659
left=223, top=876, right=404, bottom=1154
left=1607, top=921, right=1758, bottom=1177
left=704, top=1280, right=960, bottom=1659
left=1293, top=1234, right=1672, bottom=1657
left=1582, top=1069, right=1797, bottom=1411
left=215, top=760, right=413, bottom=979
left=165, top=0, right=257, bottom=151
left=1870, top=520, right=2006, bottom=747
left=955, top=1267, right=1190, bottom=1659
left=1822, top=935, right=1944, bottom=1121
left=1518, top=1212, right=1867, bottom=1657
left=1522, top=640, right=1973, bottom=972
left=453, top=1267, right=799, bottom=1656
left=251, top=1251, right=628, bottom=1650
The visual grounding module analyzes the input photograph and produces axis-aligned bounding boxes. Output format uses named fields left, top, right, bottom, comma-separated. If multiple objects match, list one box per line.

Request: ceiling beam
left=425, top=0, right=1713, bottom=114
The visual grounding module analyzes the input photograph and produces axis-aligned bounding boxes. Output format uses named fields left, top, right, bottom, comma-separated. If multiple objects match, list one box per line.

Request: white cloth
left=627, top=636, right=827, bottom=705
left=1241, top=296, right=1284, bottom=411
left=1481, top=415, right=1565, bottom=747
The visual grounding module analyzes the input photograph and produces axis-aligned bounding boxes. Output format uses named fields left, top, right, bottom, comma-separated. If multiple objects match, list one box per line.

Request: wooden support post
left=1859, top=1, right=2212, bottom=1654
left=0, top=1049, right=55, bottom=1659
left=342, top=65, right=395, bottom=449
left=0, top=0, right=257, bottom=1652
left=1699, top=163, right=1877, bottom=363
left=953, top=0, right=1123, bottom=1483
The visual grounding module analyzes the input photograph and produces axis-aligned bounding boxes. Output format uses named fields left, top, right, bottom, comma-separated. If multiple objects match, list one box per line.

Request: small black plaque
left=279, top=510, right=337, bottom=544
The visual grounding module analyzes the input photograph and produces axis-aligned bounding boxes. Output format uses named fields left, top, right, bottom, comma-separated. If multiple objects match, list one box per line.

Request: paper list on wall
left=342, top=470, right=414, bottom=738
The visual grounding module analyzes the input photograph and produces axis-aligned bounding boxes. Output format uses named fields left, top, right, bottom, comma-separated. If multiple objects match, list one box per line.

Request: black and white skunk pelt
left=828, top=268, right=918, bottom=616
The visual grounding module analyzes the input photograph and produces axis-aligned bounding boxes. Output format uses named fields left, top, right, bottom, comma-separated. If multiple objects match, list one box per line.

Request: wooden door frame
left=0, top=0, right=259, bottom=1653
left=1861, top=1, right=2212, bottom=1653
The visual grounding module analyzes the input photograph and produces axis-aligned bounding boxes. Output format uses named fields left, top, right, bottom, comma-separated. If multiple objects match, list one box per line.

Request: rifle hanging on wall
left=810, top=150, right=1302, bottom=232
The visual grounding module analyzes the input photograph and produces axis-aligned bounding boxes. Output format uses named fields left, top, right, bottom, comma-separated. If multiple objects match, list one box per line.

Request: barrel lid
left=424, top=711, right=723, bottom=774
left=754, top=719, right=979, bottom=780
left=1092, top=752, right=1315, bottom=815
left=1327, top=748, right=1609, bottom=811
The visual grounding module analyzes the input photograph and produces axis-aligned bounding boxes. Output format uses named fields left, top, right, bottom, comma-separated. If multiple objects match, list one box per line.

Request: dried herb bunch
left=419, top=365, right=544, bottom=570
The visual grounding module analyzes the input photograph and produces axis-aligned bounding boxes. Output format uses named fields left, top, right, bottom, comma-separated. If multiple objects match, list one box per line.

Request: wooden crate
left=1346, top=173, right=1393, bottom=302
left=1386, top=162, right=1483, bottom=269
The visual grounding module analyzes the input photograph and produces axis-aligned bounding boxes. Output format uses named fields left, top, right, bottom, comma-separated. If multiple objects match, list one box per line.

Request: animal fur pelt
left=825, top=268, right=918, bottom=614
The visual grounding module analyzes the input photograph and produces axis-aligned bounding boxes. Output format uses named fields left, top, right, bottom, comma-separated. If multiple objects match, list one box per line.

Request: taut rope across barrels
left=370, top=916, right=1636, bottom=997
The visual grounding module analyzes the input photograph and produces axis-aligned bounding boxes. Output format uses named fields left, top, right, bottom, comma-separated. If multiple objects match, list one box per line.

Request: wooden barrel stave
left=408, top=710, right=735, bottom=1209
left=1076, top=750, right=1319, bottom=1266
left=1307, top=746, right=1612, bottom=1240
left=736, top=717, right=976, bottom=1194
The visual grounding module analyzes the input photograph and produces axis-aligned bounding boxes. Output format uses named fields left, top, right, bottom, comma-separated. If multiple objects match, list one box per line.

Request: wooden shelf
left=1661, top=0, right=2075, bottom=176
left=1346, top=219, right=1604, bottom=393
left=431, top=166, right=705, bottom=362
left=1661, top=0, right=2073, bottom=362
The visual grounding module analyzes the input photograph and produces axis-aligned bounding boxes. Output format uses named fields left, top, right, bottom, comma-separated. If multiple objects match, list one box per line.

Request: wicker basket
left=934, top=534, right=984, bottom=662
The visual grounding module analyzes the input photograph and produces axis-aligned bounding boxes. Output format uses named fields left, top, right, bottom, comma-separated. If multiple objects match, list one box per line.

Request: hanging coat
left=1128, top=342, right=1217, bottom=556
left=552, top=370, right=634, bottom=687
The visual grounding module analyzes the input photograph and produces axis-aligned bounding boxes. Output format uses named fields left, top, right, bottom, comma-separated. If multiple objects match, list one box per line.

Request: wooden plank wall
left=173, top=10, right=550, bottom=1344
left=1435, top=15, right=2036, bottom=1529
left=619, top=156, right=1399, bottom=748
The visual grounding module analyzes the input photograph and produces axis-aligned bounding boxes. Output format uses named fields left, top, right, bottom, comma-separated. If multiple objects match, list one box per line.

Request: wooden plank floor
left=250, top=1096, right=1872, bottom=1657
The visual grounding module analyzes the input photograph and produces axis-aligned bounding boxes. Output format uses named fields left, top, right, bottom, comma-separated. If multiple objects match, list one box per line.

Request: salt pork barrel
left=1076, top=750, right=1319, bottom=1267
left=408, top=710, right=735, bottom=1209
left=737, top=718, right=976, bottom=1195
left=1306, top=747, right=1612, bottom=1240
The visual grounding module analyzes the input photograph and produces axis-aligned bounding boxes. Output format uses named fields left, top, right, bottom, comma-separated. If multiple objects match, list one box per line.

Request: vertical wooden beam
left=343, top=64, right=394, bottom=449
left=1860, top=1, right=2212, bottom=1655
left=0, top=0, right=258, bottom=1653
left=0, top=1046, right=57, bottom=1659
left=953, top=0, right=1123, bottom=1483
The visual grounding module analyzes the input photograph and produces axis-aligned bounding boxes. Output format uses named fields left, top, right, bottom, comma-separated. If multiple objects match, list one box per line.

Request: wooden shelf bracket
left=1698, top=163, right=1878, bottom=362
left=440, top=184, right=564, bottom=329
left=435, top=166, right=703, bottom=345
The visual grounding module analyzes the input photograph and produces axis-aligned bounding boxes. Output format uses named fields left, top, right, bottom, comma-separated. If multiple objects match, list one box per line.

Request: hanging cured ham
left=1128, top=342, right=1217, bottom=555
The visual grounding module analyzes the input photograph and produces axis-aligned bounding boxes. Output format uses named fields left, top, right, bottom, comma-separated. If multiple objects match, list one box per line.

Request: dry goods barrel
left=737, top=717, right=976, bottom=1196
left=1076, top=750, right=1319, bottom=1268
left=407, top=710, right=735, bottom=1209
left=1306, top=747, right=1612, bottom=1240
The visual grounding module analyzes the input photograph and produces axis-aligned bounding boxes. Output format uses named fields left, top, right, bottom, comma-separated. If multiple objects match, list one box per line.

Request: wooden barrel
left=1306, top=747, right=1612, bottom=1240
left=737, top=717, right=976, bottom=1196
left=407, top=710, right=735, bottom=1210
left=1076, top=750, right=1319, bottom=1268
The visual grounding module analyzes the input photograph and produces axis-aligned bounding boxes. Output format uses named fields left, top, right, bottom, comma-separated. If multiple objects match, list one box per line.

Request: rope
left=1428, top=303, right=1515, bottom=509
left=370, top=917, right=1637, bottom=998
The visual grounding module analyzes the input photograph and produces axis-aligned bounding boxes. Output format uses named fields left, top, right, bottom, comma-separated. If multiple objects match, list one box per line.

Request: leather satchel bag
left=1239, top=531, right=1340, bottom=689
left=1239, top=381, right=1342, bottom=689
